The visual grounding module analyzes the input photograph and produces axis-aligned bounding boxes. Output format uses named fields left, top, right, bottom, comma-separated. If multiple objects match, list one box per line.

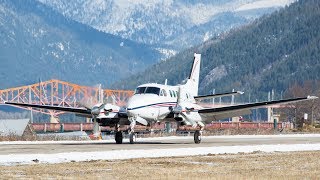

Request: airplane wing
left=5, top=101, right=130, bottom=125
left=198, top=96, right=317, bottom=121
left=5, top=102, right=91, bottom=116
left=194, top=91, right=244, bottom=101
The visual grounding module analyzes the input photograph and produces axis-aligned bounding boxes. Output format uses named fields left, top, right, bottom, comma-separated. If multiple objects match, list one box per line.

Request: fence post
left=60, top=123, right=64, bottom=133
left=274, top=119, right=278, bottom=130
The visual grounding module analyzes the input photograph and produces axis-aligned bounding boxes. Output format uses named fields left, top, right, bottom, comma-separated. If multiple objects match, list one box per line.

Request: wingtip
left=307, top=95, right=318, bottom=99
left=237, top=91, right=244, bottom=95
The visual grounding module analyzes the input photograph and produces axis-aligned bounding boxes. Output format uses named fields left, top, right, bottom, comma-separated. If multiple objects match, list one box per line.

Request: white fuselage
left=126, top=83, right=203, bottom=124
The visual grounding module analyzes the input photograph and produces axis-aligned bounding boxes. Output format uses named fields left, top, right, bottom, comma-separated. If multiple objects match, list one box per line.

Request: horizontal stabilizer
left=195, top=91, right=244, bottom=101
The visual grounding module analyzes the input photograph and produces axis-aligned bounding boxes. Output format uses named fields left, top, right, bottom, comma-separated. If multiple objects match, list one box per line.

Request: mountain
left=36, top=0, right=295, bottom=56
left=111, top=0, right=320, bottom=101
left=0, top=0, right=160, bottom=89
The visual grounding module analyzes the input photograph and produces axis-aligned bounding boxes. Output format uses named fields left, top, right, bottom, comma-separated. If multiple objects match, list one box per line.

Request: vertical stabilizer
left=185, top=53, right=201, bottom=96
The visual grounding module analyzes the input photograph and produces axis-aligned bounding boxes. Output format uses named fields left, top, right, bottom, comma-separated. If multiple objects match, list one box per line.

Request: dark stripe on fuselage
left=127, top=102, right=177, bottom=111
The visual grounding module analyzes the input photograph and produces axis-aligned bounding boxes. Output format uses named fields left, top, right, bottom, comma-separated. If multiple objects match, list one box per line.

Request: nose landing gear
left=129, top=118, right=136, bottom=144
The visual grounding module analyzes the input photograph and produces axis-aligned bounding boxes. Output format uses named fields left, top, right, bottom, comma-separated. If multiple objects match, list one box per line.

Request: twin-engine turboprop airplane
left=5, top=53, right=317, bottom=144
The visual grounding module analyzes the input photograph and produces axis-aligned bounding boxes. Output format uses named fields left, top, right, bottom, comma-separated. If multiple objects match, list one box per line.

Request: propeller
left=171, top=86, right=196, bottom=126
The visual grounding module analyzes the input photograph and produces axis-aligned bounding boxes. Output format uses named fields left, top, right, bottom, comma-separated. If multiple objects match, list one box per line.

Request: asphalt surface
left=0, top=135, right=319, bottom=155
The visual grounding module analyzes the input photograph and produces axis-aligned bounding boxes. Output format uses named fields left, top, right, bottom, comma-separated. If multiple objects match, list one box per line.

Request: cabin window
left=135, top=87, right=146, bottom=94
left=145, top=87, right=160, bottom=95
left=186, top=93, right=189, bottom=99
left=169, top=90, right=173, bottom=97
left=160, top=89, right=167, bottom=96
left=163, top=90, right=167, bottom=96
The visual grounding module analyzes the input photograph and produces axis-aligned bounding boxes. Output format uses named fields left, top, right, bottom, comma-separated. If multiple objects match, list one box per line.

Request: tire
left=194, top=130, right=201, bottom=144
left=129, top=132, right=136, bottom=144
left=115, top=131, right=123, bottom=144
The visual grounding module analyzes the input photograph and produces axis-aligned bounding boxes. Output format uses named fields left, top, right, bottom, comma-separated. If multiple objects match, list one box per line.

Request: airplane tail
left=185, top=53, right=201, bottom=96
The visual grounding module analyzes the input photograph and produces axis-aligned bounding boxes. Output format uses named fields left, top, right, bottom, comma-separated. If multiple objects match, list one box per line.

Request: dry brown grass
left=0, top=151, right=319, bottom=179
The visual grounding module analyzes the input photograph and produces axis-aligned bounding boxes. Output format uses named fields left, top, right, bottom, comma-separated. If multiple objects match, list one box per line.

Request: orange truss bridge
left=0, top=79, right=134, bottom=117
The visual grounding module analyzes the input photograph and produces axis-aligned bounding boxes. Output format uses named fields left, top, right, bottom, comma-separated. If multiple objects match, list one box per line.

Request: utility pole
left=231, top=89, right=235, bottom=105
left=212, top=89, right=215, bottom=106
left=29, top=86, right=33, bottom=123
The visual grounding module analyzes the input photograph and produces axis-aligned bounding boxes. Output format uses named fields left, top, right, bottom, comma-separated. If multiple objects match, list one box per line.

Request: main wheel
left=115, top=131, right=123, bottom=144
left=129, top=132, right=136, bottom=144
left=194, top=130, right=201, bottom=144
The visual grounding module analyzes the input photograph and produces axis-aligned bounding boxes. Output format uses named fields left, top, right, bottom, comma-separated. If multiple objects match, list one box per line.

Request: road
left=1, top=134, right=319, bottom=155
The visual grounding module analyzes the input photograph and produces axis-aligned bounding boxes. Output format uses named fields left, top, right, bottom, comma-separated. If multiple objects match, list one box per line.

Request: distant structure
left=0, top=79, right=134, bottom=122
left=0, top=79, right=289, bottom=123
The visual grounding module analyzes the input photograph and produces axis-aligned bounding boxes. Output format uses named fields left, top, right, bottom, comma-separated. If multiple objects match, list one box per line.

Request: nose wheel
left=129, top=132, right=136, bottom=144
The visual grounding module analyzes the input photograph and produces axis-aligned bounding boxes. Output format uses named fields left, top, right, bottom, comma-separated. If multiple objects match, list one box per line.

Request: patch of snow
left=235, top=0, right=296, bottom=12
left=203, top=32, right=210, bottom=42
left=155, top=48, right=177, bottom=60
left=2, top=134, right=320, bottom=145
left=0, top=142, right=320, bottom=166
left=182, top=161, right=216, bottom=166
left=52, top=52, right=59, bottom=58
left=200, top=65, right=227, bottom=87
left=57, top=42, right=64, bottom=51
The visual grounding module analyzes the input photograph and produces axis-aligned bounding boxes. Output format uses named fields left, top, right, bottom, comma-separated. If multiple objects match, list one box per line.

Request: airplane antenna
left=165, top=79, right=168, bottom=85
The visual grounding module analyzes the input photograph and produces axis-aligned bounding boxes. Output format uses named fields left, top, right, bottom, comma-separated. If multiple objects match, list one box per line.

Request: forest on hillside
left=113, top=0, right=320, bottom=103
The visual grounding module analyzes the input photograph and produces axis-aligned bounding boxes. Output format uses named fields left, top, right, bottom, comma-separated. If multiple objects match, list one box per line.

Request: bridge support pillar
left=50, top=115, right=59, bottom=123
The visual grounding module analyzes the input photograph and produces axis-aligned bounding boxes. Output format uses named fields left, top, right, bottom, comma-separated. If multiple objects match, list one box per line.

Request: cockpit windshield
left=135, top=87, right=146, bottom=94
left=145, top=87, right=160, bottom=95
left=134, top=86, right=160, bottom=95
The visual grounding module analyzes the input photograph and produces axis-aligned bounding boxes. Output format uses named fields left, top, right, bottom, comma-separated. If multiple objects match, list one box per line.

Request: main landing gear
left=194, top=130, right=201, bottom=144
left=114, top=121, right=136, bottom=144
left=115, top=131, right=123, bottom=144
left=114, top=124, right=123, bottom=144
left=193, top=122, right=205, bottom=144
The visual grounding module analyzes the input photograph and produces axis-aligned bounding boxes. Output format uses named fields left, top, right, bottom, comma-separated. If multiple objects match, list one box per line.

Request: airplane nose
left=126, top=95, right=144, bottom=117
left=126, top=99, right=136, bottom=116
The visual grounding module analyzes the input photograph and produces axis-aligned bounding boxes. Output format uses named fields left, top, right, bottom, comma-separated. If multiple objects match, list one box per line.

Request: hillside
left=37, top=0, right=295, bottom=56
left=0, top=0, right=160, bottom=89
left=112, top=0, right=320, bottom=101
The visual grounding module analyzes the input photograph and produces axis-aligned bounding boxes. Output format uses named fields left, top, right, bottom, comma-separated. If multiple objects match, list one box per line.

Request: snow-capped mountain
left=0, top=0, right=160, bottom=89
left=37, top=0, right=296, bottom=54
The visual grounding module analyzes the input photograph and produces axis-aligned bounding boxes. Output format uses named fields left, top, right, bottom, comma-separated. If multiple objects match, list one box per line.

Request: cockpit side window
left=145, top=87, right=160, bottom=95
left=135, top=87, right=146, bottom=94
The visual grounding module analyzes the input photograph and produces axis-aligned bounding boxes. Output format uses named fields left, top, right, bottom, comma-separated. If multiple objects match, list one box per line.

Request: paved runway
left=1, top=134, right=320, bottom=155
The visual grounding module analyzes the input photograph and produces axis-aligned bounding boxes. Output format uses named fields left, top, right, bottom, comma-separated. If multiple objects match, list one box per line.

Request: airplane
left=5, top=53, right=318, bottom=144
